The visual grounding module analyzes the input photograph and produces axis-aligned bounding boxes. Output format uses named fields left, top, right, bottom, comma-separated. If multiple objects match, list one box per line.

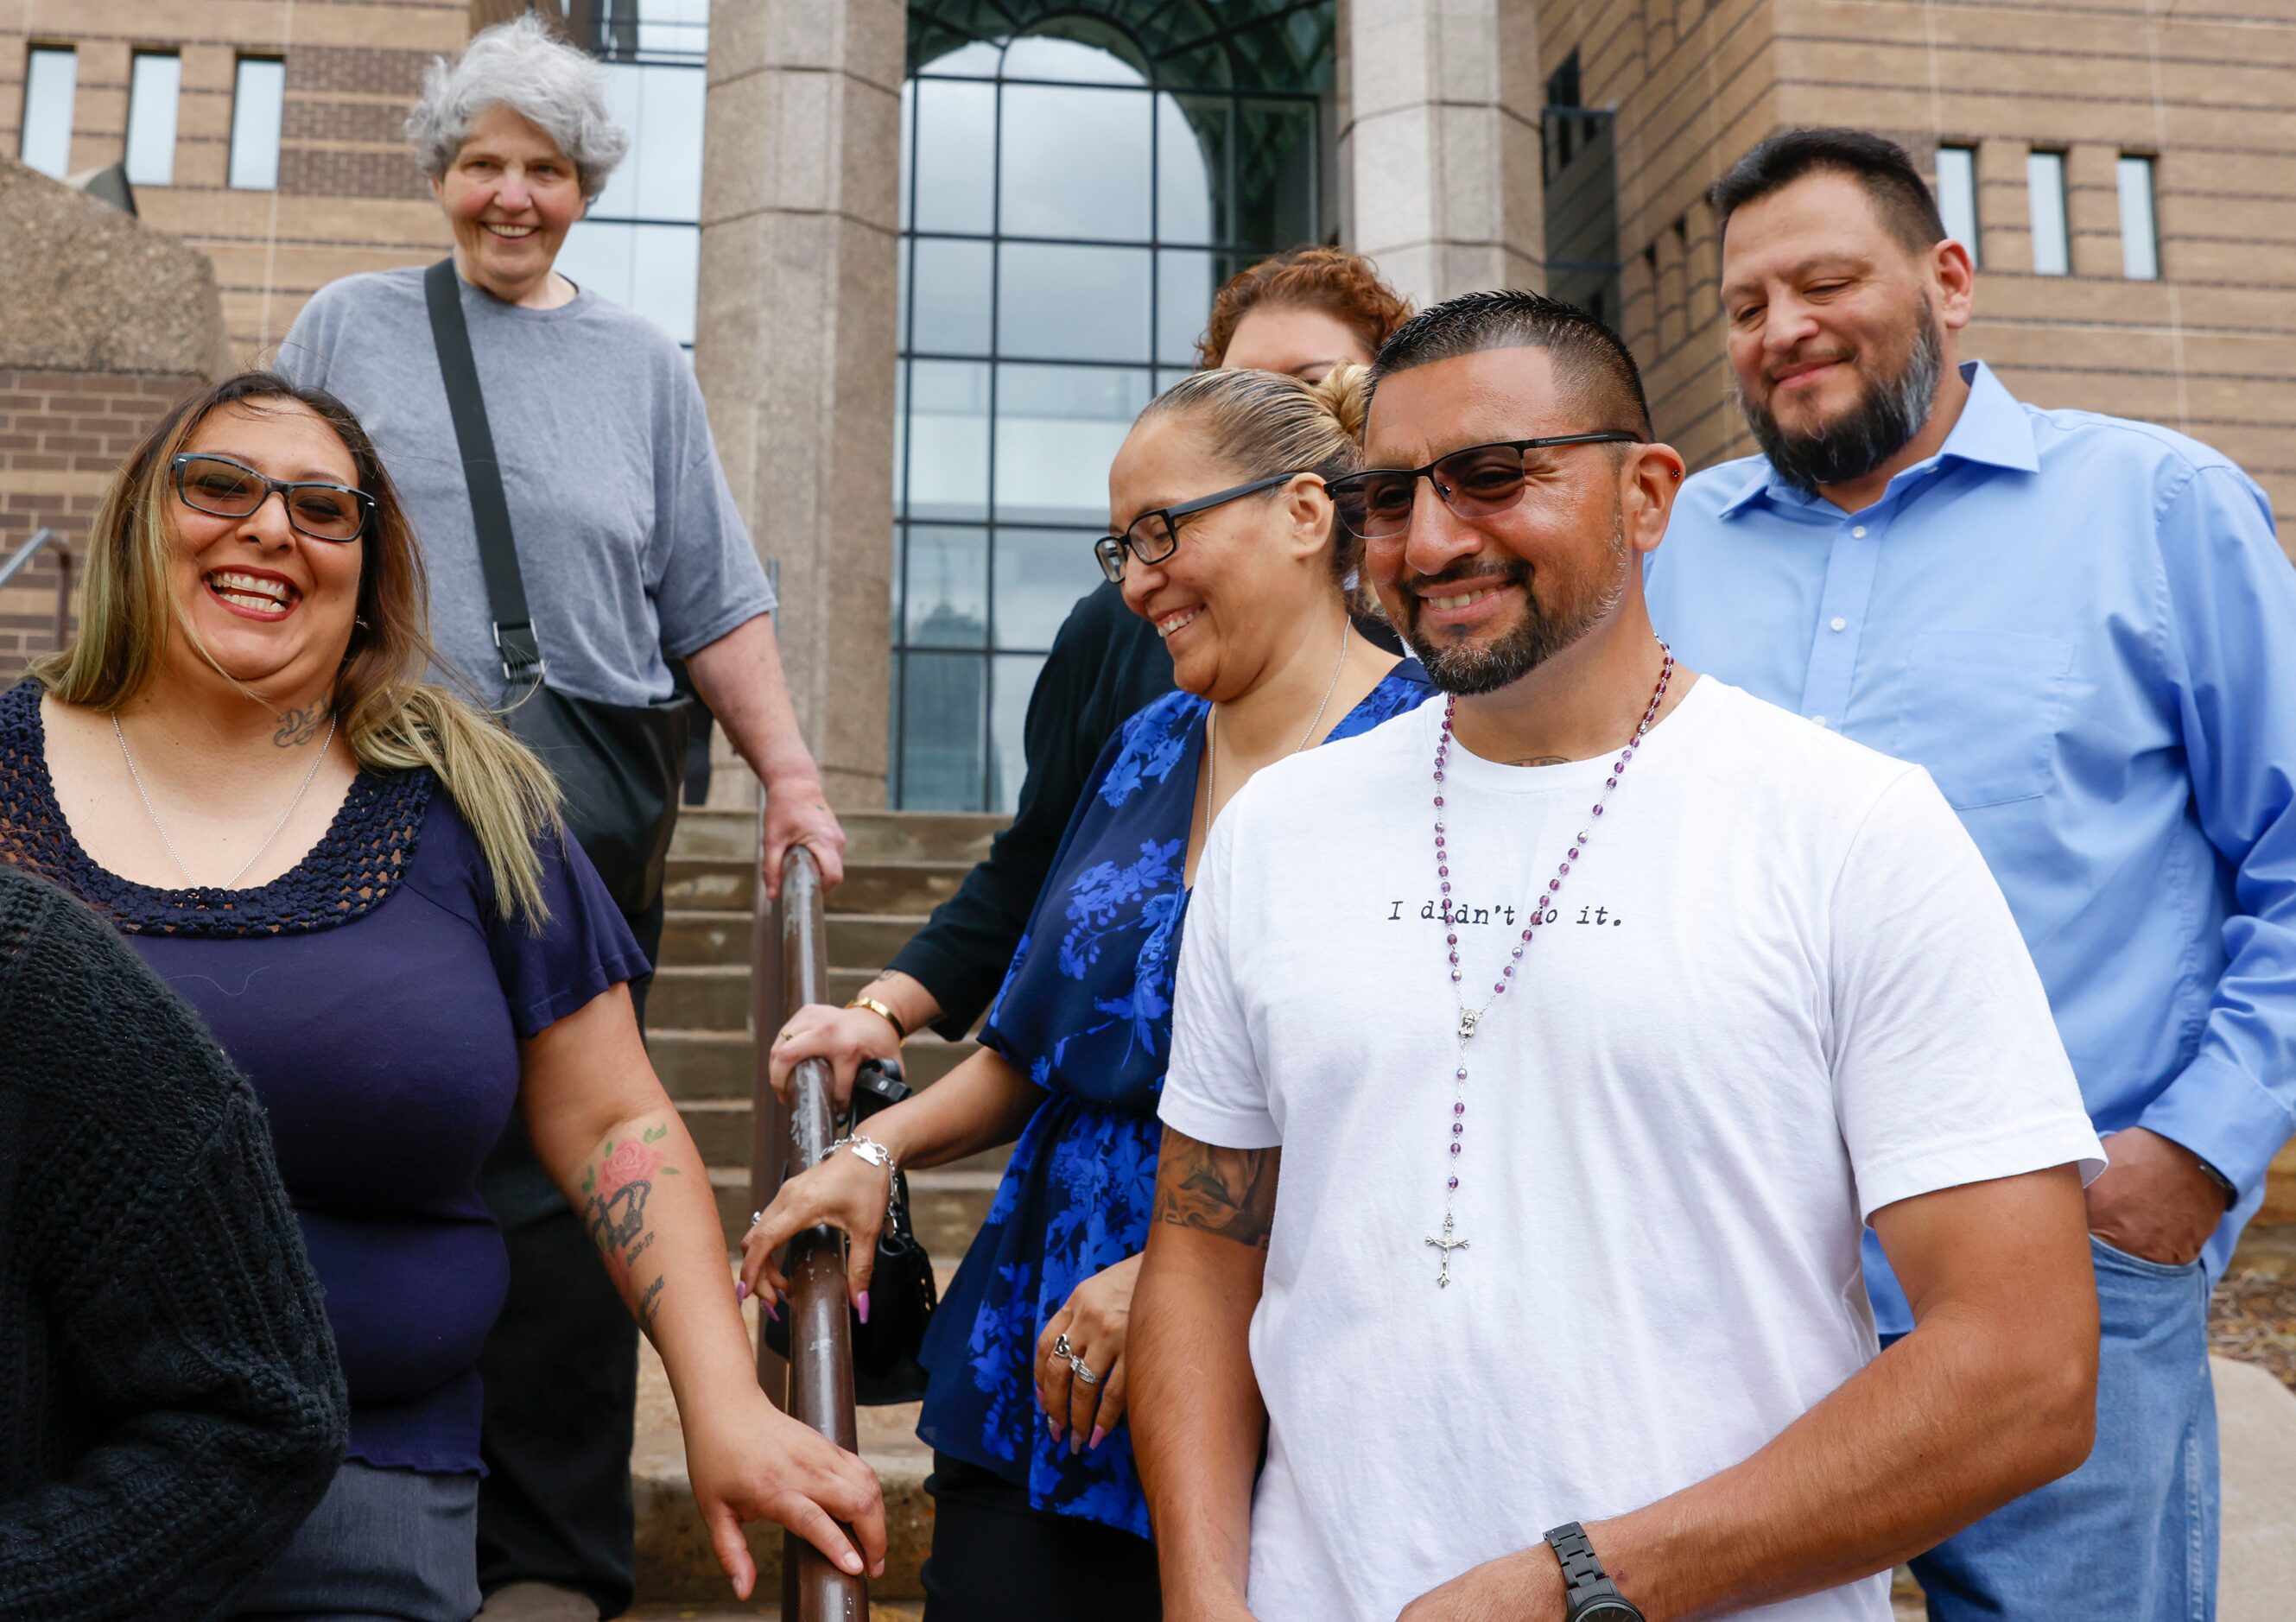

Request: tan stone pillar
left=695, top=1, right=904, bottom=810
left=1338, top=0, right=1545, bottom=307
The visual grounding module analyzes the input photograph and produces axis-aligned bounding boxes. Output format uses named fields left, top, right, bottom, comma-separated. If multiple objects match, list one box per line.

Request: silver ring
left=1052, top=1333, right=1100, bottom=1384
left=1069, top=1356, right=1100, bottom=1386
left=1053, top=1332, right=1076, bottom=1359
left=749, top=1210, right=764, bottom=1227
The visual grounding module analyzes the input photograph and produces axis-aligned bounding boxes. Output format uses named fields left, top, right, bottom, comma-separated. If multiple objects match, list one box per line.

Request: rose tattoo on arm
left=582, top=1125, right=682, bottom=1334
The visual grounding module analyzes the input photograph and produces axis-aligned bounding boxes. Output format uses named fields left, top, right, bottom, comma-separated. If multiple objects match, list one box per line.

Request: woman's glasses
left=1094, top=471, right=1304, bottom=585
left=1324, top=433, right=1645, bottom=541
left=171, top=453, right=374, bottom=543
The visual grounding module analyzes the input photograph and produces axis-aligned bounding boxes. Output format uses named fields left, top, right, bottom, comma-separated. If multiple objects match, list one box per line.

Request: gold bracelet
left=844, top=994, right=907, bottom=1042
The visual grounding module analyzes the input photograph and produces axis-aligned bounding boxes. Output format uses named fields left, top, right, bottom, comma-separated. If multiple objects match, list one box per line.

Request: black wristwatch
left=1544, top=1522, right=1645, bottom=1621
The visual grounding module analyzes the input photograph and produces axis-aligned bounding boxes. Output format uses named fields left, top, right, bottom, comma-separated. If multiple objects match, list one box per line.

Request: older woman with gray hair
left=281, top=15, right=847, bottom=1619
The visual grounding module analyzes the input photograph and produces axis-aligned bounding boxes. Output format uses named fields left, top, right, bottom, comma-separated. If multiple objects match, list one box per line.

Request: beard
left=1396, top=512, right=1630, bottom=696
left=1736, top=299, right=1945, bottom=497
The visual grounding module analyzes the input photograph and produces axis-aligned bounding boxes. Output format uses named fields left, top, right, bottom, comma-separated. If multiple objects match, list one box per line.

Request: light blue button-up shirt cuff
left=2138, top=1052, right=2296, bottom=1198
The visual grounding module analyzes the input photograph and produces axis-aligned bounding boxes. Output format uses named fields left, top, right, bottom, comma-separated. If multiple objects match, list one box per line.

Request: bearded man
left=1129, top=289, right=2107, bottom=1622
left=1646, top=129, right=2296, bottom=1622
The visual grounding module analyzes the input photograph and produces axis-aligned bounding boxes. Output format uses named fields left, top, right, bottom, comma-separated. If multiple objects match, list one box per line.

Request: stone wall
left=0, top=156, right=226, bottom=677
left=0, top=2, right=461, bottom=364
left=1536, top=0, right=2296, bottom=547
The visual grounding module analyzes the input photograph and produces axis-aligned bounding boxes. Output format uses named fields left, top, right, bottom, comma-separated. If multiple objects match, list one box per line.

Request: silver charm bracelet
left=828, top=1134, right=900, bottom=1218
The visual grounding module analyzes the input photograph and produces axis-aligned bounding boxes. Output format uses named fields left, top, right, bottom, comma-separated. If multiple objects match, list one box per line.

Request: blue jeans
left=1882, top=1234, right=2217, bottom=1621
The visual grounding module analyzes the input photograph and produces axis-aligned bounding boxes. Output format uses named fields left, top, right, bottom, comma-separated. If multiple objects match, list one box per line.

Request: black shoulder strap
left=422, top=257, right=542, bottom=686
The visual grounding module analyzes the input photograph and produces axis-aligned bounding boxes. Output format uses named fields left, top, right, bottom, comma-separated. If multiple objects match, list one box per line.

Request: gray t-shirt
left=280, top=265, right=773, bottom=707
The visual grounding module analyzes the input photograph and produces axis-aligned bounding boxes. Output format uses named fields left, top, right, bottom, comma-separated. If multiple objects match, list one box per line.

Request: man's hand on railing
left=739, top=1145, right=893, bottom=1319
left=768, top=1000, right=901, bottom=1109
left=684, top=1384, right=887, bottom=1593
left=761, top=770, right=846, bottom=902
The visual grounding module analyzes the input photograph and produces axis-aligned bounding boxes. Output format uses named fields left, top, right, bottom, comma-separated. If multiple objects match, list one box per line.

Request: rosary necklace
left=1423, top=638, right=1673, bottom=1287
left=114, top=710, right=339, bottom=890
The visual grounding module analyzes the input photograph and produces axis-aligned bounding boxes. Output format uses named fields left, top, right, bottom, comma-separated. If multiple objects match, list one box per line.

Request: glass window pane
left=593, top=62, right=705, bottom=223
left=913, top=79, right=995, bottom=234
left=558, top=222, right=698, bottom=344
left=999, top=244, right=1151, bottom=361
left=1160, top=96, right=1223, bottom=245
left=993, top=530, right=1108, bottom=649
left=634, top=0, right=710, bottom=58
left=912, top=237, right=993, bottom=355
left=989, top=652, right=1048, bottom=814
left=921, top=41, right=999, bottom=78
left=904, top=525, right=990, bottom=647
left=1003, top=36, right=1147, bottom=86
left=1229, top=99, right=1317, bottom=250
left=126, top=54, right=180, bottom=187
left=1158, top=249, right=1217, bottom=365
left=993, top=364, right=1151, bottom=527
left=889, top=523, right=904, bottom=637
left=892, top=361, right=908, bottom=500
left=898, top=79, right=915, bottom=232
left=229, top=58, right=285, bottom=191
left=558, top=219, right=637, bottom=307
left=2118, top=155, right=2159, bottom=282
left=999, top=84, right=1151, bottom=241
left=2026, top=150, right=2068, bottom=276
left=908, top=360, right=992, bottom=521
left=1935, top=146, right=1978, bottom=268
left=19, top=48, right=75, bottom=178
left=900, top=651, right=987, bottom=810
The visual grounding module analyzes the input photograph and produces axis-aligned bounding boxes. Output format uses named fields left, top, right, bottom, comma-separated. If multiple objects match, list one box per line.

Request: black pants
left=474, top=901, right=662, bottom=1618
left=919, top=1454, right=1161, bottom=1622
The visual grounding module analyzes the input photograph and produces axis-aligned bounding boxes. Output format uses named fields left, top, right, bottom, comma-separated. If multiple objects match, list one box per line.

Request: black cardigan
left=890, top=580, right=1176, bottom=1036
left=0, top=868, right=346, bottom=1619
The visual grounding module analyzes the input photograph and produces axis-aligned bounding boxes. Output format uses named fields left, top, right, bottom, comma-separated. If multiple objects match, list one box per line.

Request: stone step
left=658, top=910, right=932, bottom=973
left=653, top=1031, right=980, bottom=1103
left=663, top=857, right=970, bottom=921
left=670, top=807, right=1005, bottom=868
left=634, top=1297, right=934, bottom=1604
left=709, top=1164, right=1001, bottom=1256
left=651, top=966, right=911, bottom=1034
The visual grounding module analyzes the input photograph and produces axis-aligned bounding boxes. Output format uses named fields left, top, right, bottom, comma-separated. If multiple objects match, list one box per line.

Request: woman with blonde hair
left=743, top=363, right=1434, bottom=1619
left=0, top=372, right=884, bottom=1620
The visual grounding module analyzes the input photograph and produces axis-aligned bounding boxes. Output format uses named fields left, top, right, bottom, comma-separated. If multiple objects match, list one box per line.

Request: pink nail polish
left=857, top=1290, right=872, bottom=1325
left=1048, top=1419, right=1063, bottom=1442
left=734, top=1279, right=748, bottom=1302
left=762, top=1295, right=780, bottom=1322
left=1089, top=1426, right=1107, bottom=1450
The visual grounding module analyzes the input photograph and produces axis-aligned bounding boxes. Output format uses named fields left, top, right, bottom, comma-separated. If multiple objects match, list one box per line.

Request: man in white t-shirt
left=1130, top=290, right=2107, bottom=1622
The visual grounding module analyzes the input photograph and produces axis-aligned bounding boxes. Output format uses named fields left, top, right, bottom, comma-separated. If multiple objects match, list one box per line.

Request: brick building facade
left=1538, top=0, right=2296, bottom=540
left=0, top=0, right=460, bottom=366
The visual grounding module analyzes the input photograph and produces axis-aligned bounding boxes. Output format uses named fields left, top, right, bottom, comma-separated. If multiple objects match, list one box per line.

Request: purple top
left=0, top=680, right=647, bottom=1473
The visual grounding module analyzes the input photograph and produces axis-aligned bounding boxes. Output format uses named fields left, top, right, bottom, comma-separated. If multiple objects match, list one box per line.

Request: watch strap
left=1544, top=1523, right=1636, bottom=1619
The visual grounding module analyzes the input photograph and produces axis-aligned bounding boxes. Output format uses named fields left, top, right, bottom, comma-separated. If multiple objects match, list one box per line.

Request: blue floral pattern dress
left=915, top=661, right=1433, bottom=1539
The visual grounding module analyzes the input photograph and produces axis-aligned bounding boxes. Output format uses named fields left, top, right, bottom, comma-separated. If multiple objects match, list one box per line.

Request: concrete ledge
left=2217, top=1353, right=2296, bottom=1620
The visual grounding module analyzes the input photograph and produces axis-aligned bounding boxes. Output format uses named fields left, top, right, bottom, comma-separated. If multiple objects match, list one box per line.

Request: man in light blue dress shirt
left=1646, top=129, right=2296, bottom=1620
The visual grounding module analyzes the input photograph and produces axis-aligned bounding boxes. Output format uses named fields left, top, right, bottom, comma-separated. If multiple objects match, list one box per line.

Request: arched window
left=891, top=3, right=1335, bottom=811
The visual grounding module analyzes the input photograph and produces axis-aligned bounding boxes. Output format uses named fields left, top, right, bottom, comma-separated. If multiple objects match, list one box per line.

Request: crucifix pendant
left=1425, top=1210, right=1468, bottom=1287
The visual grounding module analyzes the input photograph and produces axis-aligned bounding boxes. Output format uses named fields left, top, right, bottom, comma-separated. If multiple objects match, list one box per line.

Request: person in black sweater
left=779, top=247, right=1415, bottom=1080
left=0, top=867, right=347, bottom=1620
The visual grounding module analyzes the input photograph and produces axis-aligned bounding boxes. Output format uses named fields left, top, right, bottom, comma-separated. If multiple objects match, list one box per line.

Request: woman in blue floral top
left=745, top=364, right=1433, bottom=1619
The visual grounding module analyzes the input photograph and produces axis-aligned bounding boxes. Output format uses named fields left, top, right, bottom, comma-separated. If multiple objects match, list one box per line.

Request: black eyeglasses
left=1094, top=471, right=1304, bottom=585
left=1325, top=433, right=1645, bottom=541
left=171, top=453, right=374, bottom=543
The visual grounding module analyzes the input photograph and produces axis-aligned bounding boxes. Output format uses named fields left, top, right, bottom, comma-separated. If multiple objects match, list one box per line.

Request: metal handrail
left=0, top=529, right=73, bottom=650
left=750, top=839, right=867, bottom=1619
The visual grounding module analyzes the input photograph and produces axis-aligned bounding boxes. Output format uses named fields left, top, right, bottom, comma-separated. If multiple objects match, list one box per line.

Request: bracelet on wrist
left=845, top=994, right=907, bottom=1042
left=828, top=1134, right=900, bottom=1216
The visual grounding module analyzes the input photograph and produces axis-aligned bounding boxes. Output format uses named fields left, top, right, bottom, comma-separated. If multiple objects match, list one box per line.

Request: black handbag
left=422, top=258, right=688, bottom=922
left=764, top=1058, right=940, bottom=1404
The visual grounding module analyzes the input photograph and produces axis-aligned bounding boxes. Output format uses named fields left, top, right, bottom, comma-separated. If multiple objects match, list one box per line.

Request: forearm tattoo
left=271, top=704, right=327, bottom=748
left=582, top=1124, right=682, bottom=1334
left=1155, top=1129, right=1278, bottom=1249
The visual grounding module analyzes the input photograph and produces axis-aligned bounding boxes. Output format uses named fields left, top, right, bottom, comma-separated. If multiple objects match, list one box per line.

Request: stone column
left=695, top=0, right=904, bottom=810
left=1339, top=0, right=1545, bottom=307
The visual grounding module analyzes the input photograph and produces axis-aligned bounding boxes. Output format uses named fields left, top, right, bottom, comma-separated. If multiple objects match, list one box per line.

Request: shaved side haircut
left=1366, top=288, right=1654, bottom=440
left=1709, top=128, right=1947, bottom=260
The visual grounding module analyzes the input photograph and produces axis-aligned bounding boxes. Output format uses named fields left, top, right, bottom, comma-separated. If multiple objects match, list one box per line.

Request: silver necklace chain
left=1201, top=615, right=1352, bottom=851
left=113, top=710, right=339, bottom=890
left=1423, top=639, right=1673, bottom=1287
